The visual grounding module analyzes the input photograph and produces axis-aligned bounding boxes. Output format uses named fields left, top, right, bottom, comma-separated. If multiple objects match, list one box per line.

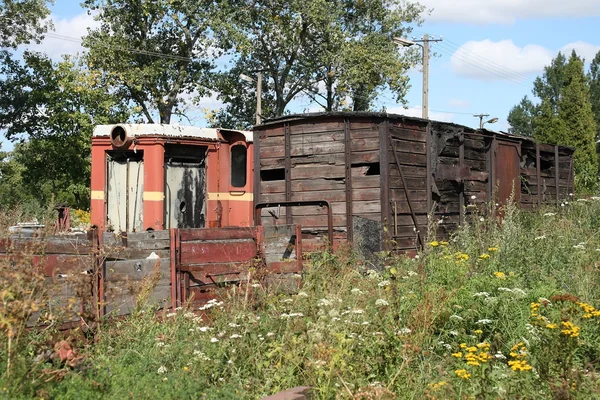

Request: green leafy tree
left=556, top=52, right=598, bottom=191
left=589, top=51, right=600, bottom=143
left=0, top=52, right=131, bottom=209
left=82, top=0, right=225, bottom=124
left=0, top=0, right=51, bottom=49
left=216, top=0, right=424, bottom=126
left=507, top=95, right=538, bottom=136
left=533, top=52, right=568, bottom=114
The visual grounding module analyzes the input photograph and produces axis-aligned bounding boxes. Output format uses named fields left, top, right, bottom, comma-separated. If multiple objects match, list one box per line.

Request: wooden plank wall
left=519, top=143, right=574, bottom=209
left=102, top=231, right=171, bottom=316
left=0, top=234, right=93, bottom=326
left=258, top=117, right=382, bottom=252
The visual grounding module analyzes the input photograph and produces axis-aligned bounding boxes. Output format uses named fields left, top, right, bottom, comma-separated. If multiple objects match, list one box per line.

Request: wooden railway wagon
left=253, top=112, right=575, bottom=253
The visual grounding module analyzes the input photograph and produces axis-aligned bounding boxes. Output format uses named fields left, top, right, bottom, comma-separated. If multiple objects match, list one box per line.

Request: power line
left=44, top=32, right=192, bottom=62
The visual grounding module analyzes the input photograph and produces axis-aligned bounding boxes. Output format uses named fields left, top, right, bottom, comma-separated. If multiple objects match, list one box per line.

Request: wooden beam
left=554, top=145, right=560, bottom=206
left=379, top=120, right=390, bottom=250
left=284, top=123, right=292, bottom=224
left=344, top=118, right=353, bottom=242
left=536, top=143, right=542, bottom=206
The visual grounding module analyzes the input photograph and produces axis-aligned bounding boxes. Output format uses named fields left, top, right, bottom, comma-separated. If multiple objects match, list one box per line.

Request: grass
left=3, top=199, right=600, bottom=399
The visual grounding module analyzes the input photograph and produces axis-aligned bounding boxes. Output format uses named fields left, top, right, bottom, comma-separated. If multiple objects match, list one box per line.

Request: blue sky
left=4, top=0, right=600, bottom=150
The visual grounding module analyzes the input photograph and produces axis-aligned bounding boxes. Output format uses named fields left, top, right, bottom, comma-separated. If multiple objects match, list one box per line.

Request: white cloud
left=24, top=12, right=99, bottom=59
left=421, top=0, right=600, bottom=24
left=560, top=41, right=600, bottom=61
left=448, top=98, right=471, bottom=109
left=450, top=40, right=553, bottom=81
left=386, top=105, right=455, bottom=123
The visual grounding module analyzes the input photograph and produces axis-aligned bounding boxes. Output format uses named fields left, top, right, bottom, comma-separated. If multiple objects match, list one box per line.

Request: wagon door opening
left=106, top=151, right=144, bottom=232
left=165, top=145, right=207, bottom=229
left=494, top=141, right=521, bottom=205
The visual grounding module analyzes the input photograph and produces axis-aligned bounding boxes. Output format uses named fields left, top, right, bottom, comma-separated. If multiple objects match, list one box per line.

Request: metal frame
left=254, top=200, right=333, bottom=249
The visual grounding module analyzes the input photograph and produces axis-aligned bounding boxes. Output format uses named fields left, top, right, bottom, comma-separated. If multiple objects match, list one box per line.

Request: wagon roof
left=258, top=112, right=573, bottom=151
left=93, top=124, right=253, bottom=142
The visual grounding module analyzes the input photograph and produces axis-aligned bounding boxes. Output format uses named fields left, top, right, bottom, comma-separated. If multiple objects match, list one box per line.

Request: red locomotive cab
left=90, top=124, right=253, bottom=233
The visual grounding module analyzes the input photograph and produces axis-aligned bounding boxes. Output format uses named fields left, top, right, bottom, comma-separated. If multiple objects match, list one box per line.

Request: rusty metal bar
left=125, top=158, right=130, bottom=233
left=536, top=143, right=542, bottom=206
left=284, top=123, right=292, bottom=224
left=426, top=122, right=432, bottom=215
left=389, top=136, right=424, bottom=250
left=295, top=224, right=303, bottom=273
left=253, top=129, right=261, bottom=210
left=255, top=200, right=333, bottom=249
left=344, top=118, right=353, bottom=242
left=554, top=145, right=560, bottom=205
left=169, top=228, right=177, bottom=309
left=459, top=131, right=465, bottom=225
left=379, top=121, right=390, bottom=250
left=490, top=135, right=497, bottom=204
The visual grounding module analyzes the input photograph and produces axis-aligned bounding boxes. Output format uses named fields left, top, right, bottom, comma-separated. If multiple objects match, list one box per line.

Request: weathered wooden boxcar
left=253, top=112, right=575, bottom=253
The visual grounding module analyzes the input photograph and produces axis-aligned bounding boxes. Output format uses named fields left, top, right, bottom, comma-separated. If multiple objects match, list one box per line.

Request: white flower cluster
left=280, top=312, right=304, bottom=319
left=199, top=299, right=224, bottom=311
left=375, top=298, right=389, bottom=306
left=378, top=280, right=391, bottom=288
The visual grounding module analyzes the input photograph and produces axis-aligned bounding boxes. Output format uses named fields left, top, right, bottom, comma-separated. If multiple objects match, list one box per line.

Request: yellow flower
left=488, top=247, right=499, bottom=252
left=560, top=321, right=580, bottom=338
left=459, top=343, right=467, bottom=349
left=479, top=253, right=491, bottom=260
left=494, top=271, right=506, bottom=279
left=474, top=329, right=483, bottom=335
left=546, top=323, right=558, bottom=329
left=466, top=346, right=478, bottom=353
left=451, top=352, right=463, bottom=358
left=466, top=361, right=480, bottom=367
left=455, top=369, right=471, bottom=379
left=440, top=241, right=449, bottom=246
left=455, top=253, right=469, bottom=261
left=429, top=241, right=439, bottom=247
left=429, top=381, right=447, bottom=390
left=183, top=366, right=189, bottom=371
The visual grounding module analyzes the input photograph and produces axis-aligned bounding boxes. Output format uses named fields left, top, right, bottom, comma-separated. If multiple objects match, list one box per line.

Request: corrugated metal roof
left=93, top=124, right=253, bottom=142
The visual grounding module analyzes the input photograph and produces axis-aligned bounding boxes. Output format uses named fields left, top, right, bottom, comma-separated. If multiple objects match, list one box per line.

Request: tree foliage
left=82, top=0, right=225, bottom=124
left=507, top=95, right=537, bottom=136
left=0, top=0, right=51, bottom=49
left=0, top=52, right=131, bottom=209
left=213, top=0, right=424, bottom=127
left=589, top=51, right=600, bottom=143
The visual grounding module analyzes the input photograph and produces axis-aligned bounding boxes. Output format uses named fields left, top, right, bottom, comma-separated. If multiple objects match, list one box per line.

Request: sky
left=4, top=0, right=600, bottom=150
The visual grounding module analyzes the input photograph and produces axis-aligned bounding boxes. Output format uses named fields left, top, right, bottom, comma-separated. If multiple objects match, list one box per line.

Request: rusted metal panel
left=107, top=154, right=144, bottom=232
left=165, top=160, right=206, bottom=229
left=495, top=141, right=521, bottom=205
left=459, top=131, right=465, bottom=225
left=426, top=122, right=432, bottom=215
left=536, top=144, right=542, bottom=206
left=180, top=239, right=257, bottom=265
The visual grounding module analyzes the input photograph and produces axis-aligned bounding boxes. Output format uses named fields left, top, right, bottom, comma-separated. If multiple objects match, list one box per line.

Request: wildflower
left=351, top=288, right=364, bottom=295
left=288, top=312, right=304, bottom=317
left=494, top=271, right=506, bottom=279
left=281, top=298, right=294, bottom=303
left=479, top=217, right=485, bottom=222
left=494, top=352, right=507, bottom=360
left=429, top=241, right=439, bottom=247
left=183, top=366, right=189, bottom=371
left=479, top=253, right=491, bottom=260
left=429, top=381, right=448, bottom=390
left=449, top=314, right=464, bottom=321
left=317, top=298, right=333, bottom=307
left=157, top=366, right=167, bottom=374
left=473, top=292, right=490, bottom=298
left=297, top=291, right=308, bottom=297
left=397, top=328, right=412, bottom=335
left=543, top=212, right=556, bottom=217
left=455, top=369, right=471, bottom=379
left=455, top=253, right=469, bottom=261
left=184, top=312, right=195, bottom=319
left=378, top=280, right=391, bottom=288
left=251, top=283, right=261, bottom=288
left=546, top=323, right=558, bottom=329
left=459, top=343, right=467, bottom=348
left=560, top=321, right=580, bottom=338
left=375, top=299, right=389, bottom=306
left=229, top=334, right=242, bottom=339
left=451, top=352, right=463, bottom=358
left=366, top=269, right=379, bottom=279
left=498, top=287, right=513, bottom=293
left=440, top=241, right=449, bottom=245
left=156, top=342, right=165, bottom=347
left=352, top=309, right=365, bottom=314
left=408, top=270, right=418, bottom=277
left=573, top=243, right=586, bottom=250
left=448, top=330, right=459, bottom=336
left=488, top=247, right=499, bottom=252
left=210, top=337, right=219, bottom=343
left=474, top=329, right=483, bottom=335
left=166, top=312, right=177, bottom=318
left=197, top=326, right=211, bottom=332
left=467, top=361, right=480, bottom=366
left=508, top=360, right=532, bottom=371
left=534, top=235, right=546, bottom=240
left=228, top=323, right=241, bottom=328
left=476, top=319, right=492, bottom=325
left=512, top=288, right=527, bottom=296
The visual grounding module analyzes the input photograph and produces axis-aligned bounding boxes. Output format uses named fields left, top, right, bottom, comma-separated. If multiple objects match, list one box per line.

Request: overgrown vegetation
left=3, top=200, right=600, bottom=398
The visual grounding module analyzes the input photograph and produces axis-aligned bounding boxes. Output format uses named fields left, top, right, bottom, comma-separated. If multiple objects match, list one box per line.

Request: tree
left=82, top=0, right=225, bottom=124
left=217, top=0, right=424, bottom=125
left=556, top=52, right=598, bottom=191
left=589, top=51, right=600, bottom=143
left=507, top=95, right=537, bottom=136
left=0, top=0, right=51, bottom=49
left=0, top=52, right=131, bottom=209
left=533, top=52, right=567, bottom=114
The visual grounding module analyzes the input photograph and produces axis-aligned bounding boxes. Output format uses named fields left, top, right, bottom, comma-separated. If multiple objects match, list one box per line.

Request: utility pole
left=256, top=71, right=262, bottom=125
left=393, top=34, right=442, bottom=120
left=474, top=114, right=489, bottom=129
